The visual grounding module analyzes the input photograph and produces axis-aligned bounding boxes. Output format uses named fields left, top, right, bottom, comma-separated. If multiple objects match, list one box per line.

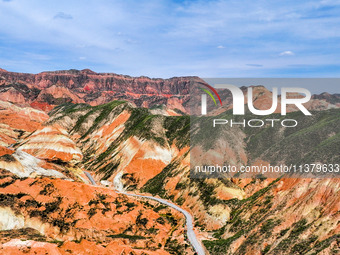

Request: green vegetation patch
left=245, top=108, right=340, bottom=165
left=203, top=230, right=245, bottom=254
left=164, top=115, right=190, bottom=149
left=141, top=160, right=180, bottom=196
left=107, top=233, right=147, bottom=240
left=205, top=178, right=281, bottom=254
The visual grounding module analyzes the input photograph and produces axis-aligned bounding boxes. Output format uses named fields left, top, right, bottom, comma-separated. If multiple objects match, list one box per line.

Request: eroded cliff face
left=1, top=68, right=340, bottom=116
left=0, top=68, right=198, bottom=114
left=202, top=178, right=339, bottom=255
left=0, top=170, right=190, bottom=254
left=18, top=126, right=83, bottom=163
left=44, top=98, right=339, bottom=254
left=0, top=101, right=194, bottom=255
left=0, top=70, right=339, bottom=255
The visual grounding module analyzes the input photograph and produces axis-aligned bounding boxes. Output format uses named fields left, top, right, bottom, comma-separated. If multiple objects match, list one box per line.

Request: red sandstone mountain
left=0, top=68, right=339, bottom=254
left=1, top=68, right=339, bottom=115
left=0, top=101, right=194, bottom=254
left=0, top=68, right=195, bottom=113
left=45, top=97, right=339, bottom=254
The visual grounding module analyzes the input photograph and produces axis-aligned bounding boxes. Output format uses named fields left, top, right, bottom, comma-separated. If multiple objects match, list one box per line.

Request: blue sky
left=0, top=0, right=340, bottom=79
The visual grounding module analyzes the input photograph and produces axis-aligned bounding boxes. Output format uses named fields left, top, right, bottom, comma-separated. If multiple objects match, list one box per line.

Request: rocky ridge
left=1, top=68, right=340, bottom=115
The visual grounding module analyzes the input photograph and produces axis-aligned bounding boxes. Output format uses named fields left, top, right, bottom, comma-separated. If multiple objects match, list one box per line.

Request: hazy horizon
left=203, top=78, right=340, bottom=94
left=1, top=66, right=339, bottom=95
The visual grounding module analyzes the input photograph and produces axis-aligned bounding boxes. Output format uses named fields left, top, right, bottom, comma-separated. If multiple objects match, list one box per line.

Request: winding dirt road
left=119, top=192, right=206, bottom=255
left=84, top=170, right=206, bottom=255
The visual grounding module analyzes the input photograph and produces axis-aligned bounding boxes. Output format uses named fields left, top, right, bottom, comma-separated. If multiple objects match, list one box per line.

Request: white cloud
left=0, top=0, right=339, bottom=78
left=320, top=0, right=340, bottom=5
left=246, top=64, right=263, bottom=67
left=279, top=51, right=295, bottom=56
left=53, top=12, right=73, bottom=20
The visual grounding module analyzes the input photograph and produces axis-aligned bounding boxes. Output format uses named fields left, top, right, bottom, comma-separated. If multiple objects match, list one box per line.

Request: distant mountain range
left=1, top=68, right=339, bottom=114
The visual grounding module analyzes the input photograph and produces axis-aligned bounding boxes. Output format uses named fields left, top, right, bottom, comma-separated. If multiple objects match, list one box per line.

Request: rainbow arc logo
left=200, top=83, right=312, bottom=116
left=199, top=83, right=222, bottom=106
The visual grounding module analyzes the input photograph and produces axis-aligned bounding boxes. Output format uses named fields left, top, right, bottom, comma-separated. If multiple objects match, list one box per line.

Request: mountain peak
left=40, top=68, right=98, bottom=75
left=81, top=69, right=97, bottom=74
